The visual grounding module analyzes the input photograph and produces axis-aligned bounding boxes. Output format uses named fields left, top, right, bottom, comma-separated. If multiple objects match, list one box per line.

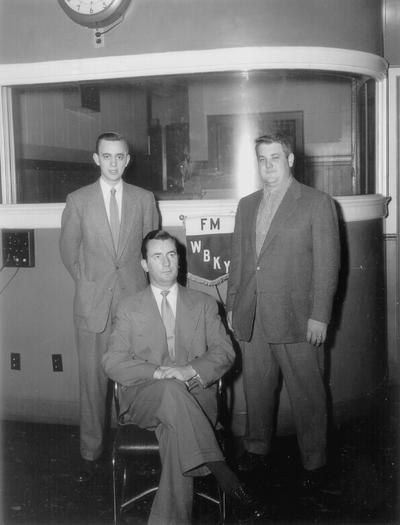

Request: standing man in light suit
left=227, top=133, right=340, bottom=489
left=60, top=132, right=159, bottom=481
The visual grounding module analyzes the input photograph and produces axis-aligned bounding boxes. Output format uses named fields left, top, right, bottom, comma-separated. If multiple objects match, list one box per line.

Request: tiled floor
left=1, top=385, right=398, bottom=525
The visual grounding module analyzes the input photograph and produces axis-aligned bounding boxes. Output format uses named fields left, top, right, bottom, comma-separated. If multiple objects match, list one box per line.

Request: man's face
left=256, top=142, right=294, bottom=188
left=93, top=139, right=130, bottom=185
left=141, top=239, right=179, bottom=290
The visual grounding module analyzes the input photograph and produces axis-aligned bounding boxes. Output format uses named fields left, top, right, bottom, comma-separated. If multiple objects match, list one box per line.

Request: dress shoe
left=300, top=466, right=327, bottom=491
left=230, top=484, right=269, bottom=522
left=236, top=451, right=270, bottom=472
left=73, top=459, right=98, bottom=483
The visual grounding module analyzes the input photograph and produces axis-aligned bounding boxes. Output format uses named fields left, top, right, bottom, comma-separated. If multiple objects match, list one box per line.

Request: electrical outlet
left=52, top=354, right=63, bottom=372
left=11, top=353, right=21, bottom=370
left=2, top=229, right=35, bottom=267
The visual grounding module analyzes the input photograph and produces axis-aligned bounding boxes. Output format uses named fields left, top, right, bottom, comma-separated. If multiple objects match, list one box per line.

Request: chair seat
left=115, top=424, right=159, bottom=455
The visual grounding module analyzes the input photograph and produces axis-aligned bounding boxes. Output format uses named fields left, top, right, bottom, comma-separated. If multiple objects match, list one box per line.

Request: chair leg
left=112, top=452, right=119, bottom=525
left=112, top=451, right=128, bottom=525
left=218, top=488, right=226, bottom=524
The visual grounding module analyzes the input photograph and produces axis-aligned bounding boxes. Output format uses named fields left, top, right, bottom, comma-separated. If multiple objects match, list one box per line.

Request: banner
left=184, top=214, right=235, bottom=286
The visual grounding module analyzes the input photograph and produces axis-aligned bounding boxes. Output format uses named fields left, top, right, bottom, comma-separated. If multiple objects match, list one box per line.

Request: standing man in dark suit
left=102, top=230, right=267, bottom=524
left=60, top=132, right=159, bottom=481
left=226, top=133, right=340, bottom=488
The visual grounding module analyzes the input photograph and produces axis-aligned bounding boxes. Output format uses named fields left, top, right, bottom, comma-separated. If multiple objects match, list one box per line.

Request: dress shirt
left=100, top=177, right=123, bottom=223
left=151, top=283, right=178, bottom=317
left=256, top=176, right=293, bottom=256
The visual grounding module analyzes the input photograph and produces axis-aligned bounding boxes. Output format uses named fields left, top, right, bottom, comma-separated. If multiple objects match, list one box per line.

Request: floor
left=1, top=385, right=398, bottom=525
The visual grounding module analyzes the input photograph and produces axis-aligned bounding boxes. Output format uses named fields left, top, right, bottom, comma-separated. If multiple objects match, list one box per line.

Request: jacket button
left=256, top=266, right=260, bottom=270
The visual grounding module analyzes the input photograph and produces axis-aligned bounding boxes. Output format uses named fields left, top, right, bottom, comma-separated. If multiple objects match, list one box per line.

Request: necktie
left=110, top=187, right=120, bottom=252
left=161, top=290, right=175, bottom=361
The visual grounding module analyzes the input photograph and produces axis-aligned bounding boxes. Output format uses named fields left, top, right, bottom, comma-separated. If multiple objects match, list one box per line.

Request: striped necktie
left=161, top=290, right=175, bottom=361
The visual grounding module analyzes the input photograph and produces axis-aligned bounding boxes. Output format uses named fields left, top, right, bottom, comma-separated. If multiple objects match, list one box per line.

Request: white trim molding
left=0, top=195, right=391, bottom=229
left=0, top=47, right=388, bottom=86
left=387, top=67, right=400, bottom=235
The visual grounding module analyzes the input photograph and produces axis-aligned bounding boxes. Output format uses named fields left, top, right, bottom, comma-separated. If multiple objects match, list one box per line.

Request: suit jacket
left=226, top=179, right=340, bottom=343
left=102, top=285, right=235, bottom=417
left=59, top=180, right=159, bottom=333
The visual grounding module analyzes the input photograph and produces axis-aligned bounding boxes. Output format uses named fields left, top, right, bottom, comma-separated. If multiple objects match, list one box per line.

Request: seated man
left=102, top=230, right=266, bottom=524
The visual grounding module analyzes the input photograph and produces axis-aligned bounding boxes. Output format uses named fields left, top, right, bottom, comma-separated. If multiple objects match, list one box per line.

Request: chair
left=112, top=379, right=227, bottom=524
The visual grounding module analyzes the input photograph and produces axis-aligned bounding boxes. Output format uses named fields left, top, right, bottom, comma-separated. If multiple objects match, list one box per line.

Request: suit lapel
left=175, top=286, right=199, bottom=365
left=136, top=288, right=169, bottom=363
left=258, top=179, right=301, bottom=258
left=249, top=191, right=263, bottom=258
left=90, top=181, right=116, bottom=258
left=117, top=183, right=137, bottom=258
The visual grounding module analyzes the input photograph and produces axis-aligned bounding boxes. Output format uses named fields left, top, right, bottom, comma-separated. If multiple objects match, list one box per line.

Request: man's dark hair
left=141, top=230, right=178, bottom=260
left=255, top=132, right=293, bottom=157
left=95, top=132, right=129, bottom=153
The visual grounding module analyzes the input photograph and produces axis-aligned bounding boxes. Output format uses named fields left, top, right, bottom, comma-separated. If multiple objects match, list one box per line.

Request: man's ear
left=288, top=153, right=295, bottom=168
left=93, top=152, right=100, bottom=166
left=141, top=259, right=148, bottom=273
left=125, top=154, right=131, bottom=167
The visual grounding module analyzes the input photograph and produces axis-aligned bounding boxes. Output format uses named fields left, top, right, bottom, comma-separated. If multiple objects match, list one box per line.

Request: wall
left=0, top=230, right=78, bottom=423
left=0, top=0, right=393, bottom=426
left=0, top=0, right=383, bottom=65
left=384, top=0, right=400, bottom=66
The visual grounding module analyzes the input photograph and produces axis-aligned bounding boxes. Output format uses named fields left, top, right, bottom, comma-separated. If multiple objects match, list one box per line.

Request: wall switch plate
left=52, top=354, right=63, bottom=372
left=2, top=229, right=35, bottom=267
left=11, top=353, right=21, bottom=370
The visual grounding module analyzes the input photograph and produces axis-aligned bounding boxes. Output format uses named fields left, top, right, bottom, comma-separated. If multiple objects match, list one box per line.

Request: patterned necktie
left=109, top=187, right=120, bottom=252
left=161, top=290, right=175, bottom=361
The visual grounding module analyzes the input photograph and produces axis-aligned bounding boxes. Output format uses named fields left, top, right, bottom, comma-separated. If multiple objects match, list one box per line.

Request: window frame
left=0, top=46, right=388, bottom=228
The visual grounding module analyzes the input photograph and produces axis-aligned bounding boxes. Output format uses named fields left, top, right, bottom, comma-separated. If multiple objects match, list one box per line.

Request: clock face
left=65, top=0, right=115, bottom=15
left=58, top=0, right=130, bottom=28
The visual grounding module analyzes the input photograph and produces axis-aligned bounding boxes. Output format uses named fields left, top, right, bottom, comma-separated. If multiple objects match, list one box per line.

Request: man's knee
left=156, top=380, right=200, bottom=421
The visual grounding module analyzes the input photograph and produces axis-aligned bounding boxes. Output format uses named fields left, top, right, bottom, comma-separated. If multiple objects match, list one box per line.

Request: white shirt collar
left=99, top=176, right=123, bottom=194
left=99, top=177, right=123, bottom=221
left=151, top=282, right=178, bottom=316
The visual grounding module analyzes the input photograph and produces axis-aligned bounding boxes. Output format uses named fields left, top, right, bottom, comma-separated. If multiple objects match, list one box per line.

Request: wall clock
left=58, top=0, right=131, bottom=28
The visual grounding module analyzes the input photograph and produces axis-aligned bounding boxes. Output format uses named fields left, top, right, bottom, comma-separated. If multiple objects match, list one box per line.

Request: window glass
left=11, top=70, right=376, bottom=202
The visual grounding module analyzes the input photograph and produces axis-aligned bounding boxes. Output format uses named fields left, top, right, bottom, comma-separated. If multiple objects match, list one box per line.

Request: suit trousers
left=121, top=379, right=224, bottom=525
left=76, top=313, right=112, bottom=461
left=241, top=309, right=327, bottom=471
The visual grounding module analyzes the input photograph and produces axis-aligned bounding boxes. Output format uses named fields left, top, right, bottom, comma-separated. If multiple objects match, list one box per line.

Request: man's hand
left=306, top=319, right=327, bottom=347
left=154, top=365, right=196, bottom=382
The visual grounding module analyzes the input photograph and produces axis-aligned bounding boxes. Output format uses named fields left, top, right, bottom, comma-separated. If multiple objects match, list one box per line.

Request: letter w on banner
left=183, top=214, right=235, bottom=286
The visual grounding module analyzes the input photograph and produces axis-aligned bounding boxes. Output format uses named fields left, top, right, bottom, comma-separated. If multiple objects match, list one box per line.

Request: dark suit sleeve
left=102, top=301, right=159, bottom=386
left=226, top=200, right=243, bottom=312
left=188, top=296, right=235, bottom=386
left=310, top=194, right=340, bottom=323
left=59, top=193, right=81, bottom=281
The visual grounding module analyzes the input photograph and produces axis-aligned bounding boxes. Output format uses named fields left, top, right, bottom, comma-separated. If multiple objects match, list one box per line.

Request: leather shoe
left=73, top=459, right=98, bottom=483
left=236, top=451, right=270, bottom=472
left=230, top=484, right=269, bottom=522
left=300, top=466, right=327, bottom=491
